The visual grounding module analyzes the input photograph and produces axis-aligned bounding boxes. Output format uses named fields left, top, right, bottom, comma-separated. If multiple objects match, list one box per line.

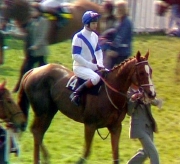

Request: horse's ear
left=0, top=80, right=6, bottom=90
left=136, top=51, right=141, bottom=61
left=145, top=50, right=149, bottom=60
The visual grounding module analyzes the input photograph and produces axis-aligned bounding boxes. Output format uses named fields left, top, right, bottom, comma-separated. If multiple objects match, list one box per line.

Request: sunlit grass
left=0, top=34, right=180, bottom=163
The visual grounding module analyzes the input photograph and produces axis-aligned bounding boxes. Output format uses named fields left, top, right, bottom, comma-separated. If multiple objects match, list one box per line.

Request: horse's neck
left=107, top=59, right=136, bottom=92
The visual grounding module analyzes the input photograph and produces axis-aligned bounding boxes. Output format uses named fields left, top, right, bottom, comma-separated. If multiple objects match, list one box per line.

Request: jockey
left=70, top=11, right=105, bottom=106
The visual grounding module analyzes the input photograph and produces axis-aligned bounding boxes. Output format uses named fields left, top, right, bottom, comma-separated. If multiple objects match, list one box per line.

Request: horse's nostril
left=148, top=92, right=156, bottom=99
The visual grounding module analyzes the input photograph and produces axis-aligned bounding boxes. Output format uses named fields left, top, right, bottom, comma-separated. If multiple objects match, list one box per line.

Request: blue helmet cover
left=82, top=11, right=100, bottom=24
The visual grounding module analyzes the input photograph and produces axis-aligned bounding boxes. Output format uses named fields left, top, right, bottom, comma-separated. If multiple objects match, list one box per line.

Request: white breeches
left=73, top=66, right=100, bottom=85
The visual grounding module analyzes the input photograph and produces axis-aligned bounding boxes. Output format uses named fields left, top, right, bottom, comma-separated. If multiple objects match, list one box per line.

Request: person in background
left=0, top=31, right=4, bottom=65
left=126, top=83, right=162, bottom=164
left=102, top=0, right=133, bottom=69
left=99, top=0, right=116, bottom=34
left=98, top=0, right=116, bottom=52
left=70, top=11, right=105, bottom=106
left=167, top=4, right=178, bottom=33
left=9, top=4, right=49, bottom=92
left=167, top=4, right=180, bottom=36
left=0, top=0, right=12, bottom=64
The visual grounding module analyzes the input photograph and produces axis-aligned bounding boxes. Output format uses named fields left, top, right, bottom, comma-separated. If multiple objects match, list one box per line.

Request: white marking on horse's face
left=144, top=65, right=155, bottom=96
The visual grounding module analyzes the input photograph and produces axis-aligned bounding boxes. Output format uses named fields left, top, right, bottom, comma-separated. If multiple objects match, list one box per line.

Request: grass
left=0, top=33, right=180, bottom=164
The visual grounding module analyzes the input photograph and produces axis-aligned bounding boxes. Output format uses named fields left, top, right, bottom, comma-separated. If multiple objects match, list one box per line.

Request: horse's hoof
left=76, top=157, right=86, bottom=164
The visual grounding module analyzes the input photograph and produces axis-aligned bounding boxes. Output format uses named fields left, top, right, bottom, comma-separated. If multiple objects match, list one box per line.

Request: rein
left=99, top=59, right=153, bottom=110
left=100, top=76, right=127, bottom=97
left=99, top=75, right=127, bottom=110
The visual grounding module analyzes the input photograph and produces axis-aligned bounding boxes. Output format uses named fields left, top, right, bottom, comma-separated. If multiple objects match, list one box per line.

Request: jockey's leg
left=70, top=80, right=93, bottom=106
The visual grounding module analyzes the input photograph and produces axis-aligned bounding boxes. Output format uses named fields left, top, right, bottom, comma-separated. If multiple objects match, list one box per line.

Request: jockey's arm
left=73, top=54, right=98, bottom=71
left=95, top=48, right=104, bottom=68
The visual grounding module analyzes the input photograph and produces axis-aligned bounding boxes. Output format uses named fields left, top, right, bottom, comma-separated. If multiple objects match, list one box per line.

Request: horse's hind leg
left=76, top=125, right=96, bottom=164
left=41, top=143, right=50, bottom=164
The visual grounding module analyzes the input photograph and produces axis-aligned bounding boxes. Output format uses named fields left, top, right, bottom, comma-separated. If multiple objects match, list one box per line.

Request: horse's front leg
left=76, top=124, right=96, bottom=164
left=108, top=124, right=122, bottom=164
left=32, top=130, right=42, bottom=164
left=31, top=116, right=52, bottom=164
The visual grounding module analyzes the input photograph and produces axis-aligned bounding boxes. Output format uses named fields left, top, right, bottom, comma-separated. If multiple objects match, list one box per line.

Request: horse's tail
left=17, top=70, right=33, bottom=130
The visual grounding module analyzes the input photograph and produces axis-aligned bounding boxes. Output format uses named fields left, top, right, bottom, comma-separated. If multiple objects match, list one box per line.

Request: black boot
left=70, top=80, right=93, bottom=106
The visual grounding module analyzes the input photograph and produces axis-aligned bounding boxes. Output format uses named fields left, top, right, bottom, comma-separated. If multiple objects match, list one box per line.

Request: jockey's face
left=86, top=21, right=98, bottom=31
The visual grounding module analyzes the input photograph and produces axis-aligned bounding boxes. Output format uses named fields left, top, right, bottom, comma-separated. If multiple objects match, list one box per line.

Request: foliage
left=0, top=34, right=180, bottom=164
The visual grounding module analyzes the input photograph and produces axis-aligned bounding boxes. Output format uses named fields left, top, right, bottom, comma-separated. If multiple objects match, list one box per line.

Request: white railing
left=127, top=0, right=168, bottom=33
left=90, top=0, right=169, bottom=32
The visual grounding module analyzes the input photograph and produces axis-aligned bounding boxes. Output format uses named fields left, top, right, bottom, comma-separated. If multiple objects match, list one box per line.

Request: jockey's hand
left=96, top=66, right=109, bottom=75
left=97, top=65, right=105, bottom=70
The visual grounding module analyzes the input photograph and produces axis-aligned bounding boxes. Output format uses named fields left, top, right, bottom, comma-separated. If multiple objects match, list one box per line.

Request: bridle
left=135, top=60, right=154, bottom=88
left=0, top=99, right=24, bottom=123
left=99, top=60, right=154, bottom=109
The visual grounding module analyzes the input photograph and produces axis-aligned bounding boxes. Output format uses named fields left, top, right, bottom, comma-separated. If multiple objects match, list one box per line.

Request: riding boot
left=70, top=80, right=93, bottom=106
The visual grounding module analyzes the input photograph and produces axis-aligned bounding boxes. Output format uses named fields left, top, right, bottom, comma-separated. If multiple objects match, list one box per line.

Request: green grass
left=1, top=34, right=180, bottom=164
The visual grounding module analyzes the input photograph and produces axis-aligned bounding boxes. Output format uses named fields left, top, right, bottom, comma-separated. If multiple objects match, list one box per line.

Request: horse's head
left=132, top=51, right=156, bottom=103
left=0, top=81, right=27, bottom=131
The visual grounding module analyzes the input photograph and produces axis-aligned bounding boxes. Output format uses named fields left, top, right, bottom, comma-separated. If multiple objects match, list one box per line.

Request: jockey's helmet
left=82, top=11, right=100, bottom=25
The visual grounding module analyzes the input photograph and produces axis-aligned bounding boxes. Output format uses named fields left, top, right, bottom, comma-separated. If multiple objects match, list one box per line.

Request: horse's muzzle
left=148, top=91, right=156, bottom=99
left=19, top=122, right=27, bottom=132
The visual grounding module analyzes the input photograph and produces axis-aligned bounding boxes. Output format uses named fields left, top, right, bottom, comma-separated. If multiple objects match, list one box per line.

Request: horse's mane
left=110, top=55, right=147, bottom=74
left=111, top=57, right=136, bottom=72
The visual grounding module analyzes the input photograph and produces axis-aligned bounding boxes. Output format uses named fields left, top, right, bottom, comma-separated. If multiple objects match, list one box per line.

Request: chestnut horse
left=0, top=81, right=26, bottom=131
left=17, top=51, right=156, bottom=164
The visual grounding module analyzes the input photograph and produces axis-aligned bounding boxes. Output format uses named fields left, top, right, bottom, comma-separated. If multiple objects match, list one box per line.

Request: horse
left=0, top=80, right=26, bottom=131
left=46, top=0, right=101, bottom=44
left=17, top=50, right=156, bottom=164
left=2, top=0, right=101, bottom=44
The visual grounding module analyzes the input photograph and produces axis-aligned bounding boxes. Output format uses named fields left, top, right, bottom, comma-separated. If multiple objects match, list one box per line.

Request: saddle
left=66, top=75, right=103, bottom=96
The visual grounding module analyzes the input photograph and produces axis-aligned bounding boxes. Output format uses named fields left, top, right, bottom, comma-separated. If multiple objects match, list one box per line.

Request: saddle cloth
left=66, top=75, right=102, bottom=95
left=42, top=3, right=73, bottom=21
